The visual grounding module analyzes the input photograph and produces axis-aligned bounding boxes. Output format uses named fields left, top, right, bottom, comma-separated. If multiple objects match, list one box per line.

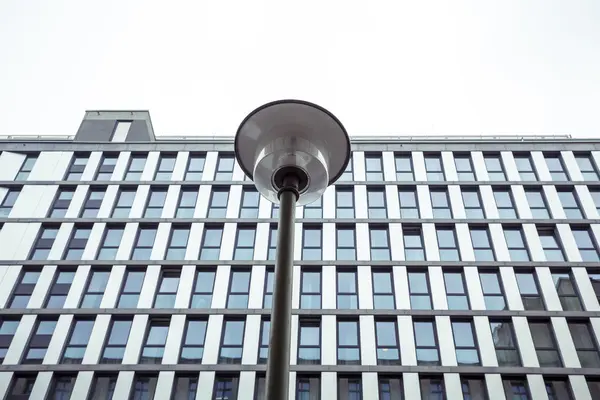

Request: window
left=569, top=322, right=600, bottom=368
left=420, top=377, right=445, bottom=399
left=462, top=189, right=484, bottom=219
left=29, top=226, right=58, bottom=260
left=79, top=187, right=105, bottom=217
left=176, top=187, right=197, bottom=218
left=525, top=188, right=550, bottom=218
left=8, top=270, right=40, bottom=308
left=370, top=226, right=391, bottom=260
left=227, top=269, right=251, bottom=308
left=95, top=154, right=118, bottom=180
left=444, top=270, right=469, bottom=310
left=207, top=187, right=229, bottom=218
left=0, top=319, right=19, bottom=363
left=336, top=187, right=354, bottom=218
left=425, top=154, right=444, bottom=181
left=16, top=154, right=38, bottom=180
left=591, top=189, right=600, bottom=214
left=50, top=375, right=76, bottom=400
left=545, top=154, right=568, bottom=180
left=372, top=269, right=395, bottom=309
left=65, top=153, right=89, bottom=181
left=0, top=187, right=20, bottom=217
left=490, top=320, right=520, bottom=366
left=545, top=379, right=573, bottom=400
left=431, top=189, right=452, bottom=218
left=154, top=271, right=180, bottom=308
left=367, top=187, right=387, bottom=218
left=365, top=153, right=384, bottom=181
left=514, top=154, right=537, bottom=181
left=484, top=154, right=505, bottom=181
left=573, top=228, right=599, bottom=261
left=398, top=187, right=419, bottom=218
left=576, top=153, right=599, bottom=181
left=378, top=377, right=403, bottom=400
left=267, top=225, right=277, bottom=260
left=296, top=376, right=320, bottom=400
left=258, top=319, right=270, bottom=364
left=155, top=154, right=176, bottom=180
left=186, top=153, right=205, bottom=180
left=437, top=227, right=460, bottom=261
left=263, top=269, right=273, bottom=308
left=304, top=197, right=322, bottom=218
left=140, top=320, right=169, bottom=364
left=45, top=270, right=75, bottom=308
left=165, top=225, right=190, bottom=260
left=101, top=319, right=132, bottom=363
left=200, top=225, right=223, bottom=260
left=80, top=270, right=110, bottom=308
left=408, top=270, right=432, bottom=309
left=240, top=188, right=260, bottom=218
left=190, top=269, right=215, bottom=308
left=173, top=376, right=199, bottom=400
left=403, top=227, right=425, bottom=260
left=219, top=319, right=245, bottom=364
left=530, top=321, right=561, bottom=367
left=298, top=319, right=320, bottom=364
left=49, top=187, right=74, bottom=217
left=493, top=188, right=517, bottom=218
left=23, top=319, right=56, bottom=364
left=131, top=375, right=158, bottom=400
left=9, top=374, right=37, bottom=398
left=300, top=268, right=321, bottom=309
left=180, top=320, right=207, bottom=364
left=504, top=228, right=530, bottom=261
left=538, top=227, right=565, bottom=261
left=302, top=225, right=322, bottom=260
left=451, top=321, right=479, bottom=365
left=454, top=154, right=475, bottom=181
left=515, top=272, right=544, bottom=310
left=111, top=188, right=136, bottom=218
left=271, top=204, right=279, bottom=218
left=213, top=375, right=239, bottom=400
left=337, top=269, right=358, bottom=309
left=461, top=378, right=488, bottom=400
left=479, top=270, right=506, bottom=310
left=96, top=225, right=124, bottom=260
left=589, top=380, right=600, bottom=400
left=414, top=320, right=440, bottom=365
left=215, top=154, right=234, bottom=181
left=395, top=153, right=413, bottom=181
left=61, top=319, right=93, bottom=364
left=375, top=320, right=400, bottom=365
left=339, top=156, right=353, bottom=181
left=117, top=269, right=145, bottom=308
left=337, top=319, right=360, bottom=365
left=90, top=375, right=118, bottom=400
left=502, top=380, right=529, bottom=400
left=338, top=376, right=362, bottom=400
left=337, top=225, right=356, bottom=260
left=557, top=189, right=583, bottom=218
left=125, top=154, right=146, bottom=181
left=144, top=188, right=167, bottom=218
left=470, top=227, right=495, bottom=261
left=233, top=226, right=255, bottom=260
left=551, top=272, right=582, bottom=311
left=131, top=226, right=157, bottom=260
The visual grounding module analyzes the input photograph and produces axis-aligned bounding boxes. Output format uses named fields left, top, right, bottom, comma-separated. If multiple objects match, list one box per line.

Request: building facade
left=0, top=111, right=600, bottom=399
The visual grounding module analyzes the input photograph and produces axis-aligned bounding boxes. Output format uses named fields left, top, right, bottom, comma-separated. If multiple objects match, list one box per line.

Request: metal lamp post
left=234, top=100, right=350, bottom=400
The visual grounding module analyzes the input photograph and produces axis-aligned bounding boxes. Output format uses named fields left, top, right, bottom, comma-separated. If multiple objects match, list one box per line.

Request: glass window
left=0, top=187, right=20, bottom=217
left=213, top=375, right=239, bottom=400
left=504, top=227, right=530, bottom=261
left=267, top=226, right=277, bottom=260
left=502, top=380, right=529, bottom=400
left=215, top=154, right=235, bottom=181
left=490, top=320, right=521, bottom=366
left=395, top=154, right=413, bottom=181
left=420, top=378, right=445, bottom=400
left=545, top=379, right=573, bottom=400
left=431, top=189, right=452, bottom=219
left=176, top=187, right=197, bottom=218
left=545, top=154, right=568, bottom=180
left=227, top=270, right=251, bottom=308
left=180, top=320, right=207, bottom=364
left=45, top=270, right=75, bottom=308
left=155, top=154, right=176, bottom=180
left=591, top=188, right=600, bottom=214
left=514, top=154, right=537, bottom=181
left=49, top=187, right=74, bottom=218
left=337, top=226, right=356, bottom=260
left=444, top=270, right=469, bottom=310
left=339, top=156, right=353, bottom=181
left=408, top=270, right=432, bottom=310
left=573, top=228, right=599, bottom=261
left=367, top=187, right=387, bottom=218
left=484, top=154, right=505, bottom=181
left=370, top=226, right=391, bottom=261
left=8, top=270, right=40, bottom=308
left=16, top=154, right=38, bottom=180
left=303, top=197, right=322, bottom=218
left=530, top=321, right=561, bottom=367
left=101, top=319, right=133, bottom=364
left=131, top=375, right=158, bottom=400
left=165, top=226, right=190, bottom=260
left=454, top=154, right=475, bottom=181
left=207, top=187, right=229, bottom=218
left=65, top=153, right=89, bottom=181
left=337, top=320, right=360, bottom=365
left=336, top=187, right=355, bottom=218
left=23, top=319, right=57, bottom=364
left=233, top=226, right=256, bottom=260
left=96, top=225, right=124, bottom=260
left=271, top=203, right=279, bottom=218
left=90, top=375, right=118, bottom=400
left=460, top=378, right=488, bottom=400
left=200, top=225, right=223, bottom=260
left=372, top=269, right=395, bottom=309
left=576, top=153, right=599, bottom=181
left=302, top=225, right=322, bottom=260
left=479, top=270, right=506, bottom=310
left=117, top=269, right=145, bottom=308
left=470, top=227, right=495, bottom=261
left=95, top=154, right=118, bottom=180
left=154, top=271, right=180, bottom=308
left=240, top=188, right=260, bottom=218
left=49, top=375, right=76, bottom=400
left=111, top=188, right=136, bottom=218
left=298, top=319, right=320, bottom=365
left=0, top=319, right=19, bottom=363
left=398, top=187, right=419, bottom=218
left=569, top=322, right=600, bottom=368
left=29, top=226, right=59, bottom=260
left=452, top=321, right=480, bottom=365
left=186, top=153, right=205, bottom=180
left=557, top=189, right=583, bottom=219
left=80, top=270, right=110, bottom=308
left=61, top=319, right=93, bottom=364
left=414, top=320, right=440, bottom=365
left=125, top=154, right=147, bottom=181
left=493, top=188, right=517, bottom=218
left=526, top=188, right=550, bottom=218
left=144, top=188, right=167, bottom=218
left=365, top=153, right=384, bottom=181
left=219, top=319, right=245, bottom=364
left=375, top=320, right=400, bottom=365
left=515, top=272, right=544, bottom=310
left=140, top=320, right=169, bottom=364
left=263, top=269, right=273, bottom=308
left=131, top=226, right=157, bottom=260
left=462, top=189, right=484, bottom=219
left=552, top=272, right=583, bottom=311
left=403, top=227, right=425, bottom=261
left=337, top=269, right=358, bottom=309
left=173, top=375, right=199, bottom=400
left=190, top=269, right=215, bottom=308
left=258, top=319, right=270, bottom=364
left=538, top=227, right=565, bottom=261
left=339, top=376, right=362, bottom=400
left=437, top=227, right=460, bottom=261
left=80, top=187, right=105, bottom=218
left=296, top=376, right=320, bottom=400
left=425, top=154, right=444, bottom=181
left=300, top=268, right=321, bottom=309
left=378, top=377, right=403, bottom=400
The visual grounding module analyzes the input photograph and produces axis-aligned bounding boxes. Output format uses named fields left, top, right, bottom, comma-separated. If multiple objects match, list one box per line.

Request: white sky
left=1, top=0, right=599, bottom=138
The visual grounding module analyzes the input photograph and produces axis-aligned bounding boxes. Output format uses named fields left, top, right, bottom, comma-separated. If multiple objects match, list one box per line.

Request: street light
left=235, top=100, right=350, bottom=400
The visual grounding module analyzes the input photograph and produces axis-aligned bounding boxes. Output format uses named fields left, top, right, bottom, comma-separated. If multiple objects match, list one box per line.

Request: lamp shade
left=234, top=100, right=351, bottom=205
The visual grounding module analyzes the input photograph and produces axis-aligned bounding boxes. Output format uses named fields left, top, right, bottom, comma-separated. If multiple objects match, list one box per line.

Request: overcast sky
left=1, top=1, right=599, bottom=138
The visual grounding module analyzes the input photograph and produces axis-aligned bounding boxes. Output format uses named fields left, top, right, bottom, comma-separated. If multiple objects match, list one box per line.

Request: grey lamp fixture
left=235, top=99, right=350, bottom=400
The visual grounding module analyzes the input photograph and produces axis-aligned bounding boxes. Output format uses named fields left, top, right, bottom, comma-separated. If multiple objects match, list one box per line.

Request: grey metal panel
left=126, top=120, right=153, bottom=142
left=75, top=120, right=117, bottom=142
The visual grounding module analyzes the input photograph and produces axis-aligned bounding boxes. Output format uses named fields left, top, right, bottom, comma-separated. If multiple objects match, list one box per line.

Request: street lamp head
left=235, top=99, right=351, bottom=206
